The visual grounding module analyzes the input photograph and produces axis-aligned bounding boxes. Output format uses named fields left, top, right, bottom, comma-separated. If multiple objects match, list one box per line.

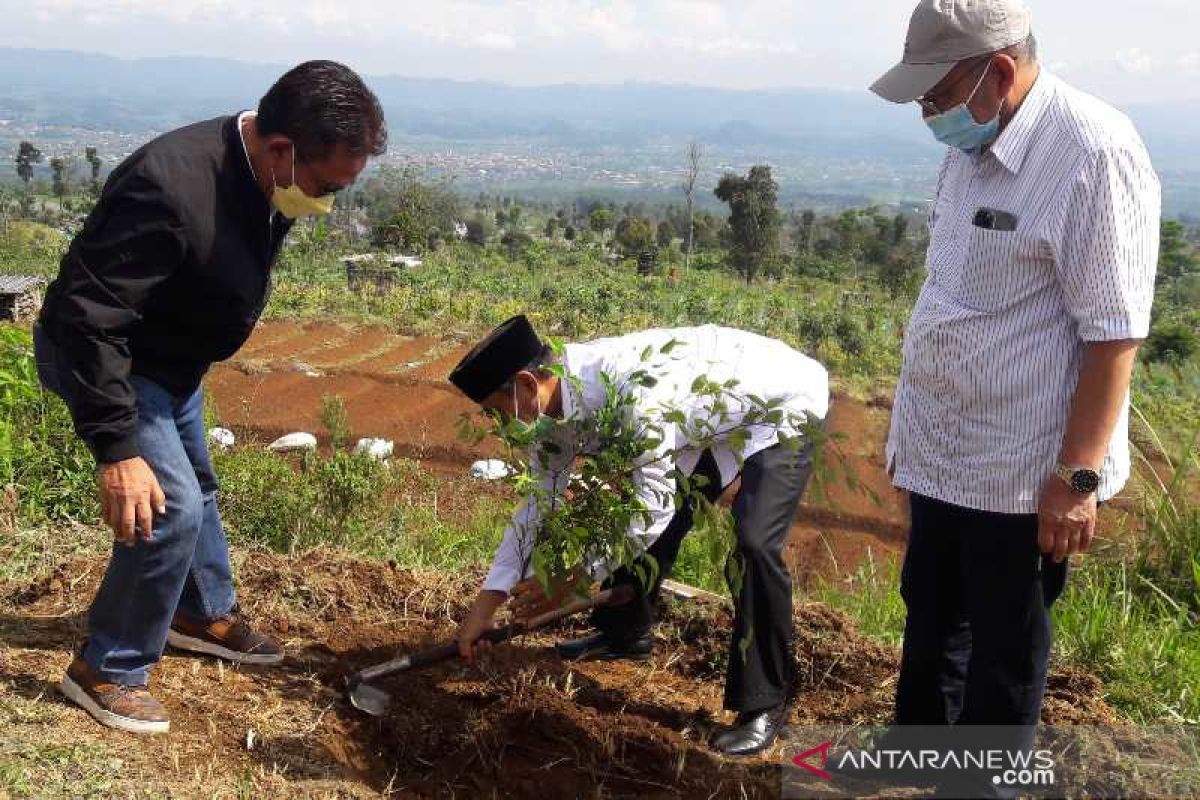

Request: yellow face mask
left=271, top=146, right=335, bottom=218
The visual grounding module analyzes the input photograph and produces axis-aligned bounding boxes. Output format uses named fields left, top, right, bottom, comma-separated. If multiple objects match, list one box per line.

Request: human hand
left=97, top=457, right=166, bottom=546
left=456, top=591, right=505, bottom=662
left=1037, top=475, right=1098, bottom=563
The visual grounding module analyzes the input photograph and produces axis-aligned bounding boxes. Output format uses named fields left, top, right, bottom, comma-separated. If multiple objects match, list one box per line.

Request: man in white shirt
left=448, top=316, right=829, bottom=756
left=866, top=0, right=1160, bottom=794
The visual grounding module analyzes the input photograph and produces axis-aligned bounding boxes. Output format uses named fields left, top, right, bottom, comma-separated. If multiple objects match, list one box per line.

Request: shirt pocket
left=950, top=226, right=1047, bottom=313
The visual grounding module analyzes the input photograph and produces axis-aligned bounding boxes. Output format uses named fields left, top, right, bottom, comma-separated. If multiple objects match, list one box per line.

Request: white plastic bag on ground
left=355, top=437, right=394, bottom=461
left=470, top=459, right=510, bottom=480
left=208, top=427, right=236, bottom=450
left=268, top=432, right=318, bottom=453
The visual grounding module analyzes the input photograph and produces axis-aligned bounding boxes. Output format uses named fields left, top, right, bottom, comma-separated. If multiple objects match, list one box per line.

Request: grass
left=268, top=240, right=908, bottom=395
left=0, top=326, right=96, bottom=527
left=816, top=550, right=906, bottom=646
left=0, top=740, right=125, bottom=799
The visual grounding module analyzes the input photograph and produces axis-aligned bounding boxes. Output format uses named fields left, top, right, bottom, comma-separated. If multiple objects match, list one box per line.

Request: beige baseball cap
left=871, top=0, right=1033, bottom=104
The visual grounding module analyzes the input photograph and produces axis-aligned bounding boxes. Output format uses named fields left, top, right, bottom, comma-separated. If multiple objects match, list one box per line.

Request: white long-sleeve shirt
left=482, top=325, right=830, bottom=595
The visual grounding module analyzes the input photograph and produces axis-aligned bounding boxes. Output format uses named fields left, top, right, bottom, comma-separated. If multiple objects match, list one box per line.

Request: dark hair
left=257, top=60, right=387, bottom=162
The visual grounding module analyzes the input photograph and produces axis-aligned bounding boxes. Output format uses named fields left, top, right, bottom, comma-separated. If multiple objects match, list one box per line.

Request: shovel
left=346, top=583, right=637, bottom=716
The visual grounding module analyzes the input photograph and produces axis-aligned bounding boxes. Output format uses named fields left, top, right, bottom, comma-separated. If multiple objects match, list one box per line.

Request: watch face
left=1071, top=469, right=1101, bottom=494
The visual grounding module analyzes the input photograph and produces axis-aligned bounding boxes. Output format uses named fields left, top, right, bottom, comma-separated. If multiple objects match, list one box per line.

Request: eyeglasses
left=916, top=57, right=993, bottom=116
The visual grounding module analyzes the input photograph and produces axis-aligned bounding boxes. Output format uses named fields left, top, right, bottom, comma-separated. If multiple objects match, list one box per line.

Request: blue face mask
left=924, top=62, right=1002, bottom=154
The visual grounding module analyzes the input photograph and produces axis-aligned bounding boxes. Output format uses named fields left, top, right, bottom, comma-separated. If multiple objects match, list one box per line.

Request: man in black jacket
left=34, top=60, right=386, bottom=734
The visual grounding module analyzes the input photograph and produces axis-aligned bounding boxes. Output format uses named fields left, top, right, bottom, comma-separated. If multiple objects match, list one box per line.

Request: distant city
left=2, top=47, right=1197, bottom=217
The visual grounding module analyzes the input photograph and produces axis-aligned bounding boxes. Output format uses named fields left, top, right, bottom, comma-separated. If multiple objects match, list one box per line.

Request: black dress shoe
left=711, top=703, right=789, bottom=757
left=555, top=632, right=653, bottom=662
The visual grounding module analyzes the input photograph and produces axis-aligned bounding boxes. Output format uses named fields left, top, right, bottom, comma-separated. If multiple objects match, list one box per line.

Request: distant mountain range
left=0, top=47, right=928, bottom=151
left=1, top=47, right=1197, bottom=214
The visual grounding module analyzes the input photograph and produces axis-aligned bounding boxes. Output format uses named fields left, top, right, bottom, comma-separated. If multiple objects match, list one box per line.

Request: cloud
left=472, top=32, right=518, bottom=51
left=10, top=0, right=1200, bottom=100
left=1114, top=47, right=1154, bottom=75
left=26, top=0, right=802, bottom=58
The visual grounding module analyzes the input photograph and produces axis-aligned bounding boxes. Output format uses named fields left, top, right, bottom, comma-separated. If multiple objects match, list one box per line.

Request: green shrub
left=213, top=447, right=315, bottom=551
left=0, top=326, right=95, bottom=524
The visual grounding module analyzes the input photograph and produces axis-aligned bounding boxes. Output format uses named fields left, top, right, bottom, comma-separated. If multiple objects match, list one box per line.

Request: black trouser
left=894, top=494, right=1069, bottom=796
left=591, top=442, right=815, bottom=713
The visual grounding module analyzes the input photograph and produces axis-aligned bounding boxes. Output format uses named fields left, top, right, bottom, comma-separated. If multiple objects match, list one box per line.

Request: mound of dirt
left=0, top=545, right=1120, bottom=798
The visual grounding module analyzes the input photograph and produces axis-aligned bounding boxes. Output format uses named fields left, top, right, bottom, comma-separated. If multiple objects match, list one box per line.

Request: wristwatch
left=1055, top=463, right=1101, bottom=495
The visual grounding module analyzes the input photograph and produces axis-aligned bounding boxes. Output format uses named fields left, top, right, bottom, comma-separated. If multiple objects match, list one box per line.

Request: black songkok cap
left=448, top=315, right=544, bottom=403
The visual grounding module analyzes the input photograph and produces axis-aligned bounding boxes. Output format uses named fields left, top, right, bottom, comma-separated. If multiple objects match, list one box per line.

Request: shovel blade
left=348, top=681, right=392, bottom=716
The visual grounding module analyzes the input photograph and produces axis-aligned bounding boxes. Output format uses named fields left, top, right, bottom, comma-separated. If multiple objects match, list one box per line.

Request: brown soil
left=0, top=547, right=1118, bottom=799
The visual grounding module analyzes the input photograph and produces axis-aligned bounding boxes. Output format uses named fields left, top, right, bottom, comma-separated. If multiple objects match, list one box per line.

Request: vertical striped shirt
left=887, top=70, right=1161, bottom=514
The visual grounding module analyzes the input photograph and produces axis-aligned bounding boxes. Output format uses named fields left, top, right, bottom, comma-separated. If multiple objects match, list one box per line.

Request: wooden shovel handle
left=353, top=583, right=637, bottom=680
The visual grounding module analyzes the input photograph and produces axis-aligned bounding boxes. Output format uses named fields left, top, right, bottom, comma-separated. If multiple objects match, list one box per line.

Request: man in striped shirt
left=867, top=0, right=1160, bottom=793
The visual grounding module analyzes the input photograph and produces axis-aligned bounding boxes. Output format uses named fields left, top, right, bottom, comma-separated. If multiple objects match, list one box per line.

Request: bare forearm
left=1058, top=340, right=1141, bottom=468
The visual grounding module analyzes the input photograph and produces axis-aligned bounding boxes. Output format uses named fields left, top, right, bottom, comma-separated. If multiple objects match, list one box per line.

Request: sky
left=1, top=0, right=1197, bottom=103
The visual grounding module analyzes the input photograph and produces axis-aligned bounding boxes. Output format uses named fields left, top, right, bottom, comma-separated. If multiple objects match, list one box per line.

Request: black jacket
left=40, top=115, right=292, bottom=463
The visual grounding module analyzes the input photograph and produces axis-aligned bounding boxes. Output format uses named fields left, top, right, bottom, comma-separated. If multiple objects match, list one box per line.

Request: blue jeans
left=34, top=325, right=237, bottom=685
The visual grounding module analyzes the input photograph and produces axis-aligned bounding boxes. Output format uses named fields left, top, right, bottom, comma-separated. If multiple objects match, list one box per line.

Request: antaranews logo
left=788, top=742, right=1055, bottom=788
left=791, top=741, right=832, bottom=780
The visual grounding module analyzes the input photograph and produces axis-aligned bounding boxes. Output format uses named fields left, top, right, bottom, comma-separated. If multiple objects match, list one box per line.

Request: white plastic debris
left=354, top=437, right=394, bottom=461
left=268, top=432, right=318, bottom=453
left=470, top=459, right=511, bottom=480
left=207, top=427, right=236, bottom=450
left=387, top=255, right=424, bottom=269
left=288, top=361, right=324, bottom=377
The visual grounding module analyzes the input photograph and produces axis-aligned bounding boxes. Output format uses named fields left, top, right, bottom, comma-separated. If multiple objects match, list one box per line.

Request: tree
left=794, top=209, right=816, bottom=254
left=501, top=230, right=533, bottom=260
left=877, top=244, right=924, bottom=298
left=49, top=156, right=75, bottom=199
left=682, top=141, right=703, bottom=274
left=85, top=147, right=103, bottom=195
left=656, top=219, right=675, bottom=249
left=589, top=208, right=614, bottom=238
left=1159, top=220, right=1198, bottom=282
left=691, top=210, right=723, bottom=251
left=15, top=142, right=42, bottom=187
left=614, top=216, right=656, bottom=258
left=506, top=205, right=523, bottom=230
left=1144, top=319, right=1199, bottom=365
left=465, top=215, right=494, bottom=246
left=544, top=217, right=560, bottom=240
left=563, top=224, right=577, bottom=242
left=365, top=166, right=462, bottom=252
left=714, top=165, right=781, bottom=284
